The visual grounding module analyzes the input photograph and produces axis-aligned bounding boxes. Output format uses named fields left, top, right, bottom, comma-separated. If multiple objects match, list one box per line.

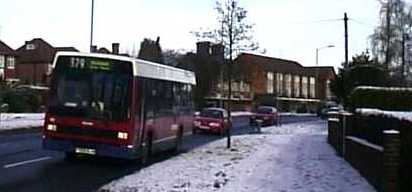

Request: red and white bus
left=43, top=52, right=196, bottom=160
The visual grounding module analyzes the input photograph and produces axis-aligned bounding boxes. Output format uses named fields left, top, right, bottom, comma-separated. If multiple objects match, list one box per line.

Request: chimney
left=90, top=45, right=97, bottom=53
left=156, top=37, right=160, bottom=45
left=212, top=44, right=225, bottom=63
left=112, top=43, right=120, bottom=54
left=196, top=41, right=211, bottom=58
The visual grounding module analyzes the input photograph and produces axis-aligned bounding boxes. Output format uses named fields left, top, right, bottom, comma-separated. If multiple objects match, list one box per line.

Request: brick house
left=15, top=38, right=78, bottom=85
left=233, top=53, right=336, bottom=112
left=197, top=47, right=336, bottom=112
left=0, top=40, right=16, bottom=81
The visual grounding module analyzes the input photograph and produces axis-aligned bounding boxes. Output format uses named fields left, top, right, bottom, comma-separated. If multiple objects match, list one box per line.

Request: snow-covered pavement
left=0, top=113, right=45, bottom=131
left=100, top=121, right=376, bottom=192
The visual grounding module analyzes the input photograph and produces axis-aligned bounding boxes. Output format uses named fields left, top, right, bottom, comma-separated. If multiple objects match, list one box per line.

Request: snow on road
left=0, top=113, right=45, bottom=131
left=100, top=120, right=375, bottom=192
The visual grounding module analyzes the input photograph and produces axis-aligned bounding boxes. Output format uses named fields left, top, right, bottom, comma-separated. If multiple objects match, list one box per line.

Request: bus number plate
left=75, top=147, right=96, bottom=155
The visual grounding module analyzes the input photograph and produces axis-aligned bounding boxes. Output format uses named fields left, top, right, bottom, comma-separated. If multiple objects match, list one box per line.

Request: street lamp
left=316, top=45, right=335, bottom=66
left=90, top=0, right=95, bottom=52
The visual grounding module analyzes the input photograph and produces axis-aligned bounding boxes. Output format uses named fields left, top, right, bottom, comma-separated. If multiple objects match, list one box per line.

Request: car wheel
left=64, top=152, right=77, bottom=161
left=174, top=126, right=183, bottom=153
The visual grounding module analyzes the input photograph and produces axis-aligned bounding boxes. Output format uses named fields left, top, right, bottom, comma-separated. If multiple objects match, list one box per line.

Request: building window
left=26, top=43, right=36, bottom=50
left=294, top=75, right=300, bottom=98
left=232, top=82, right=239, bottom=92
left=309, top=77, right=316, bottom=98
left=326, top=79, right=332, bottom=99
left=276, top=73, right=283, bottom=96
left=285, top=74, right=292, bottom=97
left=267, top=72, right=274, bottom=94
left=302, top=77, right=308, bottom=98
left=6, top=57, right=15, bottom=69
left=0, top=55, right=5, bottom=69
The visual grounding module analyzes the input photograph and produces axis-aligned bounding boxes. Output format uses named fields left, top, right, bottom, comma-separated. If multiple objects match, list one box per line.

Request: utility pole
left=344, top=13, right=349, bottom=68
left=90, top=0, right=95, bottom=52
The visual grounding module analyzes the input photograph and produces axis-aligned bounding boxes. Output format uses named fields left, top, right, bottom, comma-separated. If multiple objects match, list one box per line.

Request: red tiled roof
left=236, top=53, right=336, bottom=78
left=0, top=40, right=15, bottom=55
left=15, top=38, right=78, bottom=64
left=55, top=47, right=78, bottom=52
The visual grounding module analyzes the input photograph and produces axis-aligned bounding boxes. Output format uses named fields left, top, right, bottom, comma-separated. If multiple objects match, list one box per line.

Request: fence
left=328, top=112, right=411, bottom=192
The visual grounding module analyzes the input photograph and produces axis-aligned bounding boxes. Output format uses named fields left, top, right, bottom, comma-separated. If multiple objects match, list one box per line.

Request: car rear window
left=257, top=107, right=274, bottom=114
left=200, top=109, right=223, bottom=119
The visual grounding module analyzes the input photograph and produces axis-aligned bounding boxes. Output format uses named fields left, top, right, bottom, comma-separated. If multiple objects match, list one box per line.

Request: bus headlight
left=118, top=132, right=128, bottom=140
left=47, top=124, right=57, bottom=131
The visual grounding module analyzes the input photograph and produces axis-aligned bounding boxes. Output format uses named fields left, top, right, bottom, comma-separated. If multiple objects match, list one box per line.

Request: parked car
left=193, top=108, right=231, bottom=135
left=250, top=106, right=278, bottom=126
left=319, top=106, right=343, bottom=119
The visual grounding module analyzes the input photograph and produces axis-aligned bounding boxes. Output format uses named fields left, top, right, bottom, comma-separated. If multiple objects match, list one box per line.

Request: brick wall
left=16, top=63, right=48, bottom=84
left=345, top=136, right=383, bottom=191
left=328, top=113, right=406, bottom=192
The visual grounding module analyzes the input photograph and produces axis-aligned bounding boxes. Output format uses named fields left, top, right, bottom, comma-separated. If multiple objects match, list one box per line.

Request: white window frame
left=0, top=55, right=4, bottom=69
left=309, top=77, right=316, bottom=98
left=294, top=75, right=300, bottom=98
left=26, top=43, right=36, bottom=50
left=285, top=74, right=292, bottom=97
left=267, top=72, right=274, bottom=94
left=302, top=77, right=308, bottom=98
left=6, top=57, right=15, bottom=69
left=276, top=73, right=283, bottom=96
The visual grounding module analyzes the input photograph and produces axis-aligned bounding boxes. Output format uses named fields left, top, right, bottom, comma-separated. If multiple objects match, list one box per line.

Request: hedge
left=348, top=86, right=412, bottom=111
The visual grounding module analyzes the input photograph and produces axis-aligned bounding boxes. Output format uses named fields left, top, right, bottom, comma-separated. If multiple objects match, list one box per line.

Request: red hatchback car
left=250, top=106, right=278, bottom=126
left=193, top=108, right=231, bottom=135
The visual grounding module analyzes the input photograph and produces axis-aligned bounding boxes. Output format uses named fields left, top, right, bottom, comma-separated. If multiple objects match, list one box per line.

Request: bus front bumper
left=43, top=137, right=138, bottom=159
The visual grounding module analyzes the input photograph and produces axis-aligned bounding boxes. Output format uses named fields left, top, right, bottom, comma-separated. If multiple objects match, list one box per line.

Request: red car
left=193, top=108, right=231, bottom=135
left=250, top=106, right=278, bottom=126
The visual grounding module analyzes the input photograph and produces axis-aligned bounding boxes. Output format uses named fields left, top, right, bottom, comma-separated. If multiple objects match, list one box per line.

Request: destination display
left=54, top=56, right=132, bottom=74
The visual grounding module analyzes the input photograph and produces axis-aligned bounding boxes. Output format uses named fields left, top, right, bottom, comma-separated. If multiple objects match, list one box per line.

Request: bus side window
left=145, top=79, right=155, bottom=118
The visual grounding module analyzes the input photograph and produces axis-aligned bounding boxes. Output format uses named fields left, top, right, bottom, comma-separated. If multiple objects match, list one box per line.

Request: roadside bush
left=348, top=86, right=412, bottom=111
left=1, top=88, right=41, bottom=113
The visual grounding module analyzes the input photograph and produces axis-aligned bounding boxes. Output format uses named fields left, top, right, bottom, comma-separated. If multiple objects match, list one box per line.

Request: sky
left=0, top=0, right=383, bottom=70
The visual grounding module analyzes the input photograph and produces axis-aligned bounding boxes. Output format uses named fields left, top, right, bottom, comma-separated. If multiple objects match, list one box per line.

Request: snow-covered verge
left=0, top=113, right=45, bottom=131
left=232, top=111, right=317, bottom=117
left=100, top=121, right=375, bottom=192
left=357, top=108, right=412, bottom=122
left=231, top=111, right=253, bottom=117
left=280, top=112, right=317, bottom=117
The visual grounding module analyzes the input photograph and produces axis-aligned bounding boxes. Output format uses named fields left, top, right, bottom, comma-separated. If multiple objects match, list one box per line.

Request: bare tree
left=370, top=0, right=412, bottom=73
left=193, top=0, right=259, bottom=58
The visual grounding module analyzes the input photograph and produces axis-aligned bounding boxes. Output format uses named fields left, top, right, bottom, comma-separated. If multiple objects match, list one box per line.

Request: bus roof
left=53, top=52, right=196, bottom=85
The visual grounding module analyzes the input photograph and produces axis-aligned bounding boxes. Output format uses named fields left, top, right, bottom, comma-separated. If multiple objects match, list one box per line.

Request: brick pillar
left=341, top=112, right=353, bottom=157
left=383, top=130, right=400, bottom=192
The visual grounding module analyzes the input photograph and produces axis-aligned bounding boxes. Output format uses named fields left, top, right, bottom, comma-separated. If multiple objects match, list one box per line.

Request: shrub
left=348, top=86, right=412, bottom=111
left=1, top=88, right=42, bottom=113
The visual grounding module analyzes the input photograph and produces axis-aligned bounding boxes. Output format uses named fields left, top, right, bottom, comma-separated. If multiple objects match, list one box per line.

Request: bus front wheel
left=141, top=134, right=152, bottom=164
left=175, top=126, right=184, bottom=153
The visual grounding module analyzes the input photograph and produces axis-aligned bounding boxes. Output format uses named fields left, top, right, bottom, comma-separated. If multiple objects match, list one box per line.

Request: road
left=0, top=115, right=319, bottom=192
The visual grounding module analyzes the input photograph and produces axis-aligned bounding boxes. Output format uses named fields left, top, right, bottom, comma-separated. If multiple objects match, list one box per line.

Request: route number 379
left=70, top=57, right=86, bottom=69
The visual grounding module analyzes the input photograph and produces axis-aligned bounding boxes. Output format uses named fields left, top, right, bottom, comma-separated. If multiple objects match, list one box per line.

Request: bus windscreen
left=48, top=56, right=133, bottom=121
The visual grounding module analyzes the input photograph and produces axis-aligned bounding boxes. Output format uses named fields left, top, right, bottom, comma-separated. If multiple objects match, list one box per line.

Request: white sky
left=0, top=0, right=383, bottom=69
